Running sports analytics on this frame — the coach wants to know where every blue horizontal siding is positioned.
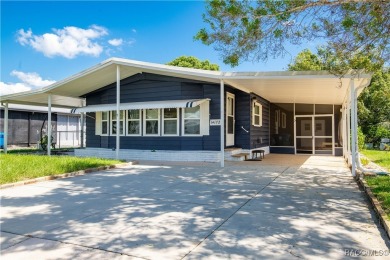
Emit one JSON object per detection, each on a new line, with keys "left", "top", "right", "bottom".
{"left": 85, "top": 73, "right": 222, "bottom": 151}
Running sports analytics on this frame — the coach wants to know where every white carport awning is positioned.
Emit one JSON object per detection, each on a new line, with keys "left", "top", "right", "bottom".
{"left": 72, "top": 99, "right": 210, "bottom": 113}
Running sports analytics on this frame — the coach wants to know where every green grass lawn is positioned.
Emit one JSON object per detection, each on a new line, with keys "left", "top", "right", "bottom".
{"left": 362, "top": 150, "right": 390, "bottom": 219}
{"left": 361, "top": 149, "right": 390, "bottom": 171}
{"left": 365, "top": 176, "right": 390, "bottom": 219}
{"left": 0, "top": 154, "right": 122, "bottom": 185}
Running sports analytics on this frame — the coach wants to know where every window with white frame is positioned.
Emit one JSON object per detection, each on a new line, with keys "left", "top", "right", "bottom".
{"left": 183, "top": 106, "right": 200, "bottom": 135}
{"left": 101, "top": 111, "right": 109, "bottom": 135}
{"left": 127, "top": 109, "right": 141, "bottom": 135}
{"left": 144, "top": 109, "right": 160, "bottom": 135}
{"left": 281, "top": 112, "right": 286, "bottom": 128}
{"left": 163, "top": 108, "right": 179, "bottom": 135}
{"left": 111, "top": 110, "right": 125, "bottom": 135}
{"left": 252, "top": 101, "right": 262, "bottom": 127}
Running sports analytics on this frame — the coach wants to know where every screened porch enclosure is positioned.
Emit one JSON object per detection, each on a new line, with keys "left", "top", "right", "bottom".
{"left": 270, "top": 103, "right": 343, "bottom": 155}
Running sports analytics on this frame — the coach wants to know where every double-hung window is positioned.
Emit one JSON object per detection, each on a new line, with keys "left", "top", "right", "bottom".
{"left": 163, "top": 108, "right": 179, "bottom": 136}
{"left": 252, "top": 101, "right": 262, "bottom": 127}
{"left": 127, "top": 109, "right": 141, "bottom": 135}
{"left": 144, "top": 109, "right": 160, "bottom": 135}
{"left": 183, "top": 106, "right": 200, "bottom": 135}
{"left": 101, "top": 111, "right": 109, "bottom": 135}
{"left": 111, "top": 110, "right": 125, "bottom": 135}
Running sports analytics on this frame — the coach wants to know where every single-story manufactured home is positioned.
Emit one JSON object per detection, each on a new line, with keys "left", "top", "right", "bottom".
{"left": 0, "top": 58, "right": 371, "bottom": 175}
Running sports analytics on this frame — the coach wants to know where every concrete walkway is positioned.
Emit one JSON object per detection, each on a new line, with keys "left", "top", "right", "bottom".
{"left": 1, "top": 155, "right": 389, "bottom": 259}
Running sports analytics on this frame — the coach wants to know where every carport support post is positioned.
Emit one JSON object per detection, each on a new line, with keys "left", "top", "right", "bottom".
{"left": 220, "top": 79, "right": 224, "bottom": 167}
{"left": 4, "top": 102, "right": 8, "bottom": 153}
{"left": 350, "top": 79, "right": 357, "bottom": 177}
{"left": 80, "top": 112, "right": 84, "bottom": 148}
{"left": 47, "top": 94, "right": 52, "bottom": 156}
{"left": 116, "top": 65, "right": 120, "bottom": 160}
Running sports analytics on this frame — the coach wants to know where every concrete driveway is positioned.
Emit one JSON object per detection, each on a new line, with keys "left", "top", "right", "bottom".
{"left": 1, "top": 155, "right": 389, "bottom": 259}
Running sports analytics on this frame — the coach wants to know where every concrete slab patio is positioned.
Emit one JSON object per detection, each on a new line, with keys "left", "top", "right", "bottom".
{"left": 1, "top": 155, "right": 389, "bottom": 259}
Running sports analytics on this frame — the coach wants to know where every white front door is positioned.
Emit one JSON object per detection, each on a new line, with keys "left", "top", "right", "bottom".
{"left": 226, "top": 92, "right": 235, "bottom": 146}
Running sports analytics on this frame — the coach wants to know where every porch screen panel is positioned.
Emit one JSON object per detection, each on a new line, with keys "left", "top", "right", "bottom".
{"left": 270, "top": 103, "right": 294, "bottom": 146}
{"left": 314, "top": 116, "right": 333, "bottom": 154}
{"left": 334, "top": 105, "right": 343, "bottom": 147}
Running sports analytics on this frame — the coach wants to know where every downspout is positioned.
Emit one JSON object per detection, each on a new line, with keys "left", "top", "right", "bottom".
{"left": 352, "top": 78, "right": 388, "bottom": 175}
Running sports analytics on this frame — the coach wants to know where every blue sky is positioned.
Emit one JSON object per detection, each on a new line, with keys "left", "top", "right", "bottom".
{"left": 1, "top": 1, "right": 318, "bottom": 95}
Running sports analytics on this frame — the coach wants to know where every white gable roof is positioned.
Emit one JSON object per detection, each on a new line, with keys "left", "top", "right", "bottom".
{"left": 0, "top": 57, "right": 371, "bottom": 108}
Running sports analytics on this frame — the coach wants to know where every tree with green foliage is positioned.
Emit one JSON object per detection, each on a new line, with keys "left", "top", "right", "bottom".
{"left": 167, "top": 56, "right": 219, "bottom": 71}
{"left": 288, "top": 48, "right": 390, "bottom": 146}
{"left": 287, "top": 49, "right": 322, "bottom": 71}
{"left": 196, "top": 0, "right": 389, "bottom": 68}
{"left": 358, "top": 69, "right": 390, "bottom": 145}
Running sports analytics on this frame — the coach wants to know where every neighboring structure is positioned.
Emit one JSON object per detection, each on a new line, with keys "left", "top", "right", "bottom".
{"left": 0, "top": 104, "right": 82, "bottom": 148}
{"left": 0, "top": 58, "right": 371, "bottom": 175}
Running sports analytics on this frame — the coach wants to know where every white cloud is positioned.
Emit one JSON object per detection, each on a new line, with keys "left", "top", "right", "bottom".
{"left": 128, "top": 39, "right": 136, "bottom": 45}
{"left": 0, "top": 71, "right": 55, "bottom": 96}
{"left": 0, "top": 82, "right": 31, "bottom": 96}
{"left": 132, "top": 28, "right": 137, "bottom": 33}
{"left": 108, "top": 38, "right": 123, "bottom": 47}
{"left": 11, "top": 70, "right": 56, "bottom": 88}
{"left": 16, "top": 25, "right": 108, "bottom": 59}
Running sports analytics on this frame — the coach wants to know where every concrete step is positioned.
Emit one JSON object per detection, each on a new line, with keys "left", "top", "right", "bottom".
{"left": 229, "top": 152, "right": 250, "bottom": 161}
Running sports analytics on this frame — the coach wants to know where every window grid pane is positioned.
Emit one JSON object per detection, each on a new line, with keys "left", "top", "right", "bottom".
{"left": 184, "top": 107, "right": 200, "bottom": 119}
{"left": 164, "top": 120, "right": 177, "bottom": 135}
{"left": 128, "top": 121, "right": 140, "bottom": 135}
{"left": 146, "top": 120, "right": 159, "bottom": 134}
{"left": 146, "top": 109, "right": 158, "bottom": 119}
{"left": 184, "top": 119, "right": 200, "bottom": 135}
{"left": 128, "top": 109, "right": 140, "bottom": 119}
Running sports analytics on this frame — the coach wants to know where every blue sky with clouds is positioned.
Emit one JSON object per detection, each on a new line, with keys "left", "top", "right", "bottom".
{"left": 1, "top": 1, "right": 319, "bottom": 96}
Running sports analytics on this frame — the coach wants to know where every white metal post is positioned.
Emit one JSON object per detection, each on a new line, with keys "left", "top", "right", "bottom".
{"left": 346, "top": 88, "right": 351, "bottom": 160}
{"left": 116, "top": 65, "right": 120, "bottom": 160}
{"left": 350, "top": 80, "right": 356, "bottom": 176}
{"left": 47, "top": 94, "right": 52, "bottom": 156}
{"left": 80, "top": 112, "right": 85, "bottom": 148}
{"left": 4, "top": 102, "right": 8, "bottom": 153}
{"left": 342, "top": 104, "right": 347, "bottom": 158}
{"left": 220, "top": 79, "right": 225, "bottom": 167}
{"left": 332, "top": 105, "right": 335, "bottom": 156}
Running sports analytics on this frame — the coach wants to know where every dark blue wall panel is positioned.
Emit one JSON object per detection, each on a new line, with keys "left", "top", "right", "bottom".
{"left": 85, "top": 73, "right": 222, "bottom": 151}
{"left": 250, "top": 93, "right": 270, "bottom": 149}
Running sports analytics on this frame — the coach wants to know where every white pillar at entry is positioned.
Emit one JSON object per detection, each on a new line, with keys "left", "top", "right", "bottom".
{"left": 116, "top": 65, "right": 120, "bottom": 160}
{"left": 4, "top": 102, "right": 8, "bottom": 153}
{"left": 350, "top": 79, "right": 357, "bottom": 176}
{"left": 220, "top": 79, "right": 225, "bottom": 167}
{"left": 47, "top": 94, "right": 52, "bottom": 156}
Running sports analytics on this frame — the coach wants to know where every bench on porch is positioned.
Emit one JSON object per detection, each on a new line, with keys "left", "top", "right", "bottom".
{"left": 251, "top": 138, "right": 265, "bottom": 160}
{"left": 251, "top": 149, "right": 265, "bottom": 159}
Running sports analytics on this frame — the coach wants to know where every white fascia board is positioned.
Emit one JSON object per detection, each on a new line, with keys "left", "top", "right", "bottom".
{"left": 222, "top": 70, "right": 371, "bottom": 80}
{"left": 112, "top": 58, "right": 222, "bottom": 79}
{"left": 43, "top": 59, "right": 115, "bottom": 93}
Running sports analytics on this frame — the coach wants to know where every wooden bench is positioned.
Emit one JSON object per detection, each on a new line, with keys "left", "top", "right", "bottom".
{"left": 251, "top": 149, "right": 265, "bottom": 159}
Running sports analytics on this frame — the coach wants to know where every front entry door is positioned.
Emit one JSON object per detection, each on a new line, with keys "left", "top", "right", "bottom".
{"left": 226, "top": 92, "right": 235, "bottom": 146}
